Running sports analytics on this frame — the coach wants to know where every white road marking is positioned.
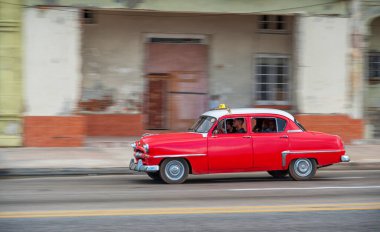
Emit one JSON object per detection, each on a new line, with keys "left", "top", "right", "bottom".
{"left": 228, "top": 186, "right": 380, "bottom": 191}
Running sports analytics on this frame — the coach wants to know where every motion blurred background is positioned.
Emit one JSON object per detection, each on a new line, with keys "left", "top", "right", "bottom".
{"left": 0, "top": 0, "right": 379, "bottom": 147}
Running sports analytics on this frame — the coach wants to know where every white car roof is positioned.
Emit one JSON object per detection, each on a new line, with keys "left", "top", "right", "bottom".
{"left": 202, "top": 108, "right": 295, "bottom": 121}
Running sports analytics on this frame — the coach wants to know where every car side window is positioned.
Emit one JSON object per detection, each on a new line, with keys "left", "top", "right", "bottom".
{"left": 213, "top": 119, "right": 226, "bottom": 134}
{"left": 252, "top": 117, "right": 286, "bottom": 133}
{"left": 214, "top": 118, "right": 247, "bottom": 134}
{"left": 277, "top": 118, "right": 287, "bottom": 132}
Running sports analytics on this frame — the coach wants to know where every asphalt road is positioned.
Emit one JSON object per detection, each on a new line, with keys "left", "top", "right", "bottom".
{"left": 1, "top": 170, "right": 380, "bottom": 232}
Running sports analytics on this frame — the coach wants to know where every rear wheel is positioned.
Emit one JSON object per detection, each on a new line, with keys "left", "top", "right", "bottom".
{"left": 160, "top": 158, "right": 189, "bottom": 184}
{"left": 147, "top": 172, "right": 162, "bottom": 181}
{"left": 289, "top": 158, "right": 317, "bottom": 181}
{"left": 267, "top": 170, "right": 288, "bottom": 179}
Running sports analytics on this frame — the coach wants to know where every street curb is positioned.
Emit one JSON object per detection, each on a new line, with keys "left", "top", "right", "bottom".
{"left": 0, "top": 162, "right": 379, "bottom": 177}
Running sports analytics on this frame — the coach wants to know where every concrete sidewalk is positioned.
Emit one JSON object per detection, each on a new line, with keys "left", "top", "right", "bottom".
{"left": 0, "top": 144, "right": 379, "bottom": 176}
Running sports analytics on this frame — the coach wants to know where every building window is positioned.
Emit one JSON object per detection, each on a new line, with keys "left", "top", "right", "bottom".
{"left": 149, "top": 38, "right": 203, "bottom": 44}
{"left": 145, "top": 34, "right": 208, "bottom": 44}
{"left": 82, "top": 9, "right": 96, "bottom": 24}
{"left": 259, "top": 15, "right": 286, "bottom": 32}
{"left": 255, "top": 56, "right": 289, "bottom": 105}
{"left": 369, "top": 52, "right": 380, "bottom": 82}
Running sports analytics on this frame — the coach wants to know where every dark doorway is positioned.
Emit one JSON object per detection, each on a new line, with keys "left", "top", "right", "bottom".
{"left": 145, "top": 74, "right": 169, "bottom": 129}
{"left": 145, "top": 40, "right": 209, "bottom": 131}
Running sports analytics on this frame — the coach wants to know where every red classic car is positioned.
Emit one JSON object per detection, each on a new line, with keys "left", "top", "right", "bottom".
{"left": 130, "top": 105, "right": 350, "bottom": 184}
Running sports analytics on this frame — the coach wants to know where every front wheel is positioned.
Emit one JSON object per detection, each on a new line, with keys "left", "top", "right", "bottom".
{"left": 267, "top": 170, "right": 288, "bottom": 179}
{"left": 289, "top": 158, "right": 317, "bottom": 181}
{"left": 160, "top": 158, "right": 189, "bottom": 184}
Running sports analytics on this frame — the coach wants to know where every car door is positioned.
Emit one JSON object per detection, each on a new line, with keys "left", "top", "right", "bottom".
{"left": 251, "top": 116, "right": 289, "bottom": 170}
{"left": 207, "top": 117, "right": 253, "bottom": 171}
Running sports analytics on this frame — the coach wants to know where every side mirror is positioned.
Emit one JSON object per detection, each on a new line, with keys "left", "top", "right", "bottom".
{"left": 212, "top": 130, "right": 219, "bottom": 135}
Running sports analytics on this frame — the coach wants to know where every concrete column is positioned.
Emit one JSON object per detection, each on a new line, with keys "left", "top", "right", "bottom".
{"left": 0, "top": 0, "right": 23, "bottom": 146}
{"left": 348, "top": 0, "right": 365, "bottom": 119}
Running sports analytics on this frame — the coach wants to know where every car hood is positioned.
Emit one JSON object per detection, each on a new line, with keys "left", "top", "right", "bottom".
{"left": 141, "top": 132, "right": 206, "bottom": 145}
{"left": 139, "top": 132, "right": 207, "bottom": 155}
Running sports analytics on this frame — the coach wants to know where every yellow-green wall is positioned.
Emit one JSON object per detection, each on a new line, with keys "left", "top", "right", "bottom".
{"left": 0, "top": 0, "right": 23, "bottom": 146}
{"left": 25, "top": 0, "right": 348, "bottom": 15}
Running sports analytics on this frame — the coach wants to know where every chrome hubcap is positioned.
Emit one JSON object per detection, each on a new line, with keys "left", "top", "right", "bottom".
{"left": 294, "top": 159, "right": 312, "bottom": 177}
{"left": 165, "top": 160, "right": 185, "bottom": 181}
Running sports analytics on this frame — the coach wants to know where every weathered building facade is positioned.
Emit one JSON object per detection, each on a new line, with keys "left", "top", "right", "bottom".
{"left": 1, "top": 0, "right": 379, "bottom": 146}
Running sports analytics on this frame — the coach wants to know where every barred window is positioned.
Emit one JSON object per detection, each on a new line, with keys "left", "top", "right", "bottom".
{"left": 255, "top": 56, "right": 289, "bottom": 104}
{"left": 369, "top": 52, "right": 380, "bottom": 82}
{"left": 259, "top": 15, "right": 286, "bottom": 31}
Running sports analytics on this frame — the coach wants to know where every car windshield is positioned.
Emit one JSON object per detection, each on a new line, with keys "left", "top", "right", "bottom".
{"left": 189, "top": 116, "right": 217, "bottom": 133}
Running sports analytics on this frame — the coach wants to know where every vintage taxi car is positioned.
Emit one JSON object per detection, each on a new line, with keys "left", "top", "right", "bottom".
{"left": 130, "top": 105, "right": 350, "bottom": 184}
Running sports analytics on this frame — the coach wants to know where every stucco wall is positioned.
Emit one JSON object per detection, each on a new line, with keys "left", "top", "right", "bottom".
{"left": 23, "top": 8, "right": 81, "bottom": 116}
{"left": 82, "top": 12, "right": 293, "bottom": 110}
{"left": 297, "top": 16, "right": 349, "bottom": 114}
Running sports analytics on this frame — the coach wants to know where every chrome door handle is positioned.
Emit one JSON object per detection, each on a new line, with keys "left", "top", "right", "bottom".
{"left": 243, "top": 136, "right": 252, "bottom": 138}
{"left": 280, "top": 135, "right": 288, "bottom": 139}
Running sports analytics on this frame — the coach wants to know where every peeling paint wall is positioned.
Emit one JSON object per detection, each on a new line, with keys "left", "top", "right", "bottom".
{"left": 81, "top": 12, "right": 294, "bottom": 111}
{"left": 297, "top": 16, "right": 350, "bottom": 114}
{"left": 24, "top": 8, "right": 81, "bottom": 116}
{"left": 80, "top": 19, "right": 143, "bottom": 114}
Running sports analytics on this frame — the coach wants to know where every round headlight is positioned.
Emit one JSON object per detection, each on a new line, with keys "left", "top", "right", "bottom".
{"left": 143, "top": 144, "right": 149, "bottom": 153}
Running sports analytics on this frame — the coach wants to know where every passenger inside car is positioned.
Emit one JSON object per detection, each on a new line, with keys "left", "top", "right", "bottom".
{"left": 252, "top": 118, "right": 259, "bottom": 132}
{"left": 233, "top": 118, "right": 246, "bottom": 133}
{"left": 253, "top": 118, "right": 277, "bottom": 133}
{"left": 226, "top": 119, "right": 236, "bottom": 133}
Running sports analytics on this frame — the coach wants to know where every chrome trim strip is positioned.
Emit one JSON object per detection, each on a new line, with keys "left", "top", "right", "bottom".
{"left": 153, "top": 154, "right": 206, "bottom": 159}
{"left": 142, "top": 133, "right": 155, "bottom": 137}
{"left": 281, "top": 149, "right": 344, "bottom": 167}
{"left": 287, "top": 130, "right": 303, "bottom": 133}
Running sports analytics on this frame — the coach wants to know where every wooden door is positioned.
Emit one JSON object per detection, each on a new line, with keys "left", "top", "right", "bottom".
{"left": 146, "top": 76, "right": 168, "bottom": 129}
{"left": 145, "top": 43, "right": 208, "bottom": 131}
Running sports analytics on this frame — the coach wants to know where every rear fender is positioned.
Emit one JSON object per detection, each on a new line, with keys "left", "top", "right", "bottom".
{"left": 282, "top": 150, "right": 344, "bottom": 169}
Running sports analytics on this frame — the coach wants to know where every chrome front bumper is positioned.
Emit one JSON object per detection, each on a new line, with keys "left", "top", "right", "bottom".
{"left": 129, "top": 159, "right": 159, "bottom": 172}
{"left": 341, "top": 155, "right": 350, "bottom": 162}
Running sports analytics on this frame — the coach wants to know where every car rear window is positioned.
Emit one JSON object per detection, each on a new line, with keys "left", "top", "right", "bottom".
{"left": 277, "top": 118, "right": 287, "bottom": 132}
